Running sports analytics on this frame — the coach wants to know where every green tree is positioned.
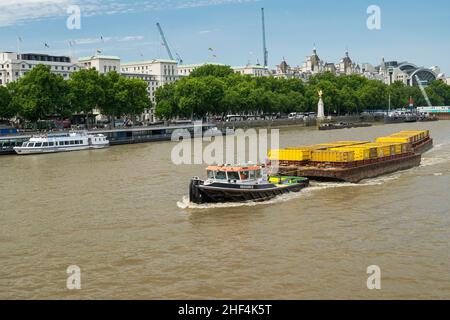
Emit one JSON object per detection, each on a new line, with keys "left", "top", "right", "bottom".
{"left": 67, "top": 68, "right": 105, "bottom": 119}
{"left": 114, "top": 77, "right": 151, "bottom": 118}
{"left": 11, "top": 64, "right": 68, "bottom": 121}
{"left": 190, "top": 64, "right": 235, "bottom": 78}
{"left": 155, "top": 83, "right": 178, "bottom": 120}
{"left": 426, "top": 81, "right": 450, "bottom": 105}
{"left": 0, "top": 85, "right": 14, "bottom": 119}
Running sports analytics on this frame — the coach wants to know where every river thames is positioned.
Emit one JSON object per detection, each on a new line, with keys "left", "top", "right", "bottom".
{"left": 1, "top": 121, "right": 449, "bottom": 299}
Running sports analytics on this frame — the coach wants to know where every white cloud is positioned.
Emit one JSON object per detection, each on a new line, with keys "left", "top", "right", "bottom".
{"left": 70, "top": 35, "right": 144, "bottom": 45}
{"left": 0, "top": 0, "right": 259, "bottom": 28}
{"left": 117, "top": 35, "right": 145, "bottom": 42}
{"left": 0, "top": 0, "right": 71, "bottom": 27}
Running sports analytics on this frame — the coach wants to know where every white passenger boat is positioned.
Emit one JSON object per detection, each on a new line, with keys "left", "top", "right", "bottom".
{"left": 13, "top": 132, "right": 109, "bottom": 155}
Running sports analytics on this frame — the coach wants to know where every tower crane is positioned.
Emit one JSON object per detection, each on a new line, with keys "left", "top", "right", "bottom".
{"left": 156, "top": 22, "right": 183, "bottom": 64}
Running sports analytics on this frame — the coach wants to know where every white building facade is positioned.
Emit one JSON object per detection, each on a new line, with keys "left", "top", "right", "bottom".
{"left": 379, "top": 59, "right": 438, "bottom": 86}
{"left": 78, "top": 55, "right": 120, "bottom": 74}
{"left": 0, "top": 51, "right": 81, "bottom": 86}
{"left": 232, "top": 64, "right": 270, "bottom": 77}
{"left": 120, "top": 59, "right": 179, "bottom": 123}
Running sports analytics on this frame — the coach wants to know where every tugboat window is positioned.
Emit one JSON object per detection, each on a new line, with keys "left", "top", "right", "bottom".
{"left": 227, "top": 172, "right": 240, "bottom": 181}
{"left": 249, "top": 171, "right": 256, "bottom": 180}
{"left": 207, "top": 171, "right": 215, "bottom": 179}
{"left": 215, "top": 171, "right": 227, "bottom": 180}
{"left": 256, "top": 170, "right": 263, "bottom": 179}
{"left": 240, "top": 171, "right": 250, "bottom": 180}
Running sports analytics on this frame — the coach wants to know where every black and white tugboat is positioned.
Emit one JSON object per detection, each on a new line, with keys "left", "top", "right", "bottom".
{"left": 189, "top": 164, "right": 309, "bottom": 204}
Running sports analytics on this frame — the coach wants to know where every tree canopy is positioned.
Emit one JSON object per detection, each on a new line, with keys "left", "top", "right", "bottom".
{"left": 0, "top": 65, "right": 151, "bottom": 123}
{"left": 155, "top": 65, "right": 450, "bottom": 119}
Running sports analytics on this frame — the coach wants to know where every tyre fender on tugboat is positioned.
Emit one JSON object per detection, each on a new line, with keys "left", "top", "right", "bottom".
{"left": 189, "top": 177, "right": 203, "bottom": 204}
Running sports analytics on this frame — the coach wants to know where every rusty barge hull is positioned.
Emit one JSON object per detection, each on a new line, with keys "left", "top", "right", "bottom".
{"left": 278, "top": 154, "right": 422, "bottom": 183}
{"left": 413, "top": 138, "right": 433, "bottom": 154}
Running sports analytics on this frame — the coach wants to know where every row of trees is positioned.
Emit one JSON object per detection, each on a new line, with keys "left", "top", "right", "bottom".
{"left": 0, "top": 65, "right": 151, "bottom": 123}
{"left": 155, "top": 65, "right": 450, "bottom": 119}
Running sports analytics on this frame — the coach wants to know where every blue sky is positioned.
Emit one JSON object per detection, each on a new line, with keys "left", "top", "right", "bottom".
{"left": 1, "top": 0, "right": 449, "bottom": 74}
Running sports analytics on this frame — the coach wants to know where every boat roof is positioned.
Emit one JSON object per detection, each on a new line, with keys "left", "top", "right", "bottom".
{"left": 207, "top": 165, "right": 262, "bottom": 172}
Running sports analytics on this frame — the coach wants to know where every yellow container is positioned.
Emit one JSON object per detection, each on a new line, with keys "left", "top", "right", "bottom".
{"left": 311, "top": 150, "right": 355, "bottom": 163}
{"left": 376, "top": 136, "right": 412, "bottom": 144}
{"left": 329, "top": 141, "right": 369, "bottom": 146}
{"left": 330, "top": 147, "right": 370, "bottom": 161}
{"left": 399, "top": 130, "right": 429, "bottom": 137}
{"left": 350, "top": 145, "right": 379, "bottom": 159}
{"left": 268, "top": 149, "right": 311, "bottom": 161}
{"left": 295, "top": 141, "right": 369, "bottom": 151}
{"left": 361, "top": 143, "right": 392, "bottom": 157}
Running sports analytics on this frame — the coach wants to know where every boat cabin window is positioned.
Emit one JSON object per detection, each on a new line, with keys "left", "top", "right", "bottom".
{"left": 43, "top": 142, "right": 48, "bottom": 147}
{"left": 207, "top": 171, "right": 215, "bottom": 179}
{"left": 65, "top": 141, "right": 69, "bottom": 145}
{"left": 256, "top": 170, "right": 262, "bottom": 179}
{"left": 249, "top": 170, "right": 256, "bottom": 180}
{"left": 227, "top": 171, "right": 240, "bottom": 181}
{"left": 28, "top": 143, "right": 35, "bottom": 147}
{"left": 239, "top": 171, "right": 250, "bottom": 180}
{"left": 70, "top": 141, "right": 75, "bottom": 145}
{"left": 215, "top": 171, "right": 227, "bottom": 180}
{"left": 35, "top": 143, "right": 42, "bottom": 147}
{"left": 49, "top": 142, "right": 54, "bottom": 146}
{"left": 22, "top": 142, "right": 27, "bottom": 147}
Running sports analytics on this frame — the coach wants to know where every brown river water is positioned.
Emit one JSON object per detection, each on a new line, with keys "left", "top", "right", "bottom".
{"left": 1, "top": 121, "right": 449, "bottom": 299}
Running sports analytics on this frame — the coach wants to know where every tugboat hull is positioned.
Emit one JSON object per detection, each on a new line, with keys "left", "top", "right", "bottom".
{"left": 189, "top": 178, "right": 309, "bottom": 204}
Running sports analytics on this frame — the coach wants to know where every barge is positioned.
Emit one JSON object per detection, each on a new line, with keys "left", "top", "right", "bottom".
{"left": 271, "top": 131, "right": 433, "bottom": 183}
{"left": 318, "top": 122, "right": 372, "bottom": 130}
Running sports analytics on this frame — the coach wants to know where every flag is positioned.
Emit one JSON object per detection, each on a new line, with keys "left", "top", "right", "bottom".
{"left": 96, "top": 49, "right": 102, "bottom": 54}
{"left": 208, "top": 47, "right": 214, "bottom": 51}
{"left": 18, "top": 36, "right": 23, "bottom": 42}
{"left": 44, "top": 43, "right": 50, "bottom": 48}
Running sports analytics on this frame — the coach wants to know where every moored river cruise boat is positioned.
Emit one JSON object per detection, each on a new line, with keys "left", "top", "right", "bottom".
{"left": 189, "top": 164, "right": 309, "bottom": 204}
{"left": 13, "top": 132, "right": 109, "bottom": 155}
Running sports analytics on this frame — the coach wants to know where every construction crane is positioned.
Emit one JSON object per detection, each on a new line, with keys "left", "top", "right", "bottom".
{"left": 261, "top": 8, "right": 268, "bottom": 68}
{"left": 156, "top": 22, "right": 175, "bottom": 61}
{"left": 175, "top": 53, "right": 183, "bottom": 65}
